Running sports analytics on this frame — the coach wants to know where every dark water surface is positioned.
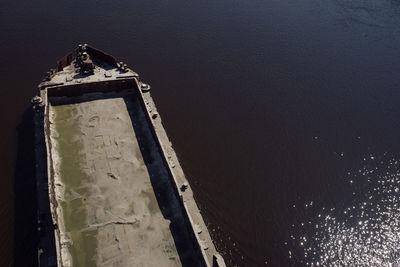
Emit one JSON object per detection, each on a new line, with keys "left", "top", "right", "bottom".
{"left": 1, "top": 0, "right": 400, "bottom": 266}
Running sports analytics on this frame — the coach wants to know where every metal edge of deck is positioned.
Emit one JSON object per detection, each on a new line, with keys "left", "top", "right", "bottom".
{"left": 41, "top": 87, "right": 64, "bottom": 267}
{"left": 35, "top": 50, "right": 226, "bottom": 266}
{"left": 133, "top": 78, "right": 226, "bottom": 267}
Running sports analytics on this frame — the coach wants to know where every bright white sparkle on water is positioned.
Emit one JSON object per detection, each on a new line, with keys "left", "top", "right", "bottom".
{"left": 289, "top": 155, "right": 400, "bottom": 266}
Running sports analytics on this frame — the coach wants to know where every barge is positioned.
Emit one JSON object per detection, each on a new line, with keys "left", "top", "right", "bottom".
{"left": 32, "top": 44, "right": 225, "bottom": 267}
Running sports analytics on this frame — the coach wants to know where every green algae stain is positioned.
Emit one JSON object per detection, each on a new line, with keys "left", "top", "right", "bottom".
{"left": 53, "top": 104, "right": 97, "bottom": 266}
{"left": 61, "top": 198, "right": 86, "bottom": 230}
{"left": 69, "top": 228, "right": 98, "bottom": 267}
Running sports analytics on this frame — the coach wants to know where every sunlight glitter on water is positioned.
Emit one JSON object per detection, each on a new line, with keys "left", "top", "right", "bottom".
{"left": 290, "top": 154, "right": 400, "bottom": 266}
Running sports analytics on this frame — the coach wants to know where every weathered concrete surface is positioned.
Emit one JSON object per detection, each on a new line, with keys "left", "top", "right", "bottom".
{"left": 48, "top": 93, "right": 185, "bottom": 266}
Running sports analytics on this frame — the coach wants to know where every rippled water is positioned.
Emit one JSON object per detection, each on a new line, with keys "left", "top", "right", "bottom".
{"left": 1, "top": 0, "right": 400, "bottom": 266}
{"left": 289, "top": 154, "right": 400, "bottom": 265}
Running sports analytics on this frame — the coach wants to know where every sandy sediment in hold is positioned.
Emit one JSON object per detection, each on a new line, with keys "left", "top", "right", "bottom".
{"left": 48, "top": 94, "right": 181, "bottom": 266}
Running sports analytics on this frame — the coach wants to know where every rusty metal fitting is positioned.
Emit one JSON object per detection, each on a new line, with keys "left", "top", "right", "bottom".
{"left": 180, "top": 181, "right": 189, "bottom": 192}
{"left": 140, "top": 83, "right": 151, "bottom": 92}
{"left": 31, "top": 96, "right": 43, "bottom": 105}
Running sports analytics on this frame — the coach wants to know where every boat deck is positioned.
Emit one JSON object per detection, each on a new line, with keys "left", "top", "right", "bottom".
{"left": 48, "top": 90, "right": 201, "bottom": 266}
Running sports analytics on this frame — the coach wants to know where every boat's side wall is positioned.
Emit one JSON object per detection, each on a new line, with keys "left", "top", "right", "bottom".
{"left": 133, "top": 82, "right": 213, "bottom": 266}
{"left": 34, "top": 100, "right": 59, "bottom": 267}
{"left": 132, "top": 80, "right": 226, "bottom": 266}
{"left": 41, "top": 88, "right": 65, "bottom": 267}
{"left": 47, "top": 78, "right": 135, "bottom": 98}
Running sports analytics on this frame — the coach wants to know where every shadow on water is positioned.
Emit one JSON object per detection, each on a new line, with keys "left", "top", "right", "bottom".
{"left": 123, "top": 93, "right": 203, "bottom": 267}
{"left": 12, "top": 108, "right": 38, "bottom": 267}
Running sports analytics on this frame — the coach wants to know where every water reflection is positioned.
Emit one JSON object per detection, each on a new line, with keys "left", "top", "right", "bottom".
{"left": 290, "top": 154, "right": 400, "bottom": 265}
{"left": 333, "top": 0, "right": 400, "bottom": 43}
